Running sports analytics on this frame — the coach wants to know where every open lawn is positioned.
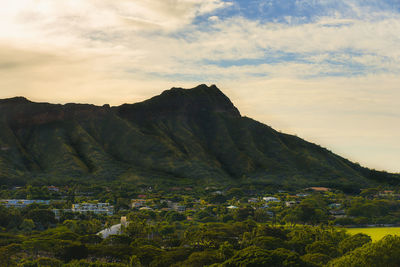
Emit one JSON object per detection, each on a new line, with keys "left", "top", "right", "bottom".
{"left": 346, "top": 227, "right": 400, "bottom": 241}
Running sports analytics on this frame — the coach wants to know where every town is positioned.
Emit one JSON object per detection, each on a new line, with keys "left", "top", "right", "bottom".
{"left": 2, "top": 183, "right": 400, "bottom": 266}
{"left": 2, "top": 184, "right": 400, "bottom": 230}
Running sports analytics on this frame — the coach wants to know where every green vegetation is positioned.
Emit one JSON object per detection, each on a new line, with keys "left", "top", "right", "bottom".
{"left": 1, "top": 184, "right": 400, "bottom": 266}
{"left": 1, "top": 85, "right": 400, "bottom": 265}
{"left": 0, "top": 85, "right": 398, "bottom": 190}
{"left": 328, "top": 235, "right": 400, "bottom": 267}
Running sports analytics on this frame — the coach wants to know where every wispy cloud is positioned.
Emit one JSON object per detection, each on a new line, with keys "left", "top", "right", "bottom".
{"left": 0, "top": 0, "right": 399, "bottom": 172}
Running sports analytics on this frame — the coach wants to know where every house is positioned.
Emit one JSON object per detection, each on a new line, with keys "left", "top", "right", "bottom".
{"left": 329, "top": 203, "right": 341, "bottom": 209}
{"left": 285, "top": 201, "right": 297, "bottom": 207}
{"left": 248, "top": 198, "right": 258, "bottom": 203}
{"left": 330, "top": 210, "right": 346, "bottom": 218}
{"left": 306, "top": 187, "right": 331, "bottom": 192}
{"left": 160, "top": 207, "right": 172, "bottom": 212}
{"left": 171, "top": 203, "right": 186, "bottom": 212}
{"left": 48, "top": 186, "right": 60, "bottom": 192}
{"left": 266, "top": 211, "right": 274, "bottom": 217}
{"left": 263, "top": 197, "right": 280, "bottom": 203}
{"left": 52, "top": 208, "right": 72, "bottom": 220}
{"left": 139, "top": 207, "right": 153, "bottom": 211}
{"left": 131, "top": 199, "right": 147, "bottom": 209}
{"left": 72, "top": 203, "right": 113, "bottom": 215}
{"left": 52, "top": 209, "right": 61, "bottom": 220}
{"left": 379, "top": 191, "right": 400, "bottom": 197}
{"left": 98, "top": 217, "right": 128, "bottom": 239}
{"left": 0, "top": 199, "right": 50, "bottom": 208}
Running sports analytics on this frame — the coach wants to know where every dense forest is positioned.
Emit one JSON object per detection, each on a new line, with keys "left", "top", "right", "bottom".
{"left": 2, "top": 183, "right": 400, "bottom": 266}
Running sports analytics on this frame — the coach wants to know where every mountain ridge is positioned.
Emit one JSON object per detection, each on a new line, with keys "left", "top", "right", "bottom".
{"left": 0, "top": 85, "right": 398, "bottom": 190}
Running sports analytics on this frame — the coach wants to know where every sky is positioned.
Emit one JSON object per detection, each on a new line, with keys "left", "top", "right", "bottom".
{"left": 0, "top": 0, "right": 399, "bottom": 173}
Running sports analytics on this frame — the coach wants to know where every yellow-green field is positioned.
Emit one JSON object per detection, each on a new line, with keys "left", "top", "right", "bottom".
{"left": 346, "top": 227, "right": 400, "bottom": 241}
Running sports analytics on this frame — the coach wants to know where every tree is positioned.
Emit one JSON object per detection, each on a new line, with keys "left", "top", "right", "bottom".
{"left": 226, "top": 188, "right": 244, "bottom": 199}
{"left": 23, "top": 257, "right": 63, "bottom": 267}
{"left": 132, "top": 245, "right": 162, "bottom": 266}
{"left": 285, "top": 198, "right": 328, "bottom": 225}
{"left": 53, "top": 241, "right": 88, "bottom": 262}
{"left": 301, "top": 253, "right": 331, "bottom": 266}
{"left": 219, "top": 241, "right": 235, "bottom": 260}
{"left": 19, "top": 219, "right": 35, "bottom": 233}
{"left": 130, "top": 255, "right": 142, "bottom": 267}
{"left": 338, "top": 233, "right": 372, "bottom": 254}
{"left": 0, "top": 244, "right": 21, "bottom": 267}
{"left": 150, "top": 248, "right": 192, "bottom": 267}
{"left": 165, "top": 211, "right": 186, "bottom": 222}
{"left": 251, "top": 236, "right": 285, "bottom": 251}
{"left": 254, "top": 209, "right": 270, "bottom": 223}
{"left": 26, "top": 209, "right": 56, "bottom": 229}
{"left": 233, "top": 207, "right": 254, "bottom": 221}
{"left": 328, "top": 235, "right": 400, "bottom": 267}
{"left": 305, "top": 241, "right": 339, "bottom": 258}
{"left": 180, "top": 250, "right": 222, "bottom": 267}
{"left": 221, "top": 246, "right": 304, "bottom": 267}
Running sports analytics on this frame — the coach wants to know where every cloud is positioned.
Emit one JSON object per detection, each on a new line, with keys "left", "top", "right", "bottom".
{"left": 0, "top": 0, "right": 399, "bottom": 172}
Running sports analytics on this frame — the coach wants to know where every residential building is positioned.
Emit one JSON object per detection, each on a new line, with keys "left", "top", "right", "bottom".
{"left": 306, "top": 187, "right": 331, "bottom": 192}
{"left": 131, "top": 199, "right": 147, "bottom": 209}
{"left": 47, "top": 186, "right": 60, "bottom": 192}
{"left": 263, "top": 197, "right": 280, "bottom": 203}
{"left": 52, "top": 208, "right": 72, "bottom": 220}
{"left": 171, "top": 202, "right": 186, "bottom": 212}
{"left": 72, "top": 203, "right": 113, "bottom": 215}
{"left": 139, "top": 207, "right": 153, "bottom": 211}
{"left": 285, "top": 201, "right": 297, "bottom": 207}
{"left": 248, "top": 198, "right": 258, "bottom": 203}
{"left": 0, "top": 199, "right": 50, "bottom": 208}
{"left": 329, "top": 203, "right": 342, "bottom": 209}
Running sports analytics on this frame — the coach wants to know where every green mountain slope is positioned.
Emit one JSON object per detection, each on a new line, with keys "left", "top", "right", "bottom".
{"left": 0, "top": 85, "right": 398, "bottom": 189}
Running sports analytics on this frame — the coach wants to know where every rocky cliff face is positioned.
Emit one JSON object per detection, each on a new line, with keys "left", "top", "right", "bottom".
{"left": 116, "top": 84, "right": 241, "bottom": 123}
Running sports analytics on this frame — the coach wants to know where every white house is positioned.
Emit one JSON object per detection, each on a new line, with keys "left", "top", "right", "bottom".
{"left": 263, "top": 197, "right": 280, "bottom": 203}
{"left": 72, "top": 203, "right": 113, "bottom": 215}
{"left": 98, "top": 217, "right": 129, "bottom": 239}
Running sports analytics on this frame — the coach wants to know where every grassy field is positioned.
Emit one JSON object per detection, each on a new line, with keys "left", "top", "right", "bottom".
{"left": 346, "top": 227, "right": 400, "bottom": 241}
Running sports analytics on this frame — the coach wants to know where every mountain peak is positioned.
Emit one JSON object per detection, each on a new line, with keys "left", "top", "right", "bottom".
{"left": 119, "top": 84, "right": 241, "bottom": 119}
{"left": 157, "top": 84, "right": 241, "bottom": 117}
{"left": 164, "top": 84, "right": 222, "bottom": 96}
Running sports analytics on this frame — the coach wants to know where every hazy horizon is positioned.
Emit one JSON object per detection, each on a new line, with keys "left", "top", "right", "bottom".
{"left": 1, "top": 0, "right": 399, "bottom": 173}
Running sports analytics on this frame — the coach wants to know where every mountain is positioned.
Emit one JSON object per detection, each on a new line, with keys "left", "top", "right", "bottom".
{"left": 0, "top": 85, "right": 398, "bottom": 190}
